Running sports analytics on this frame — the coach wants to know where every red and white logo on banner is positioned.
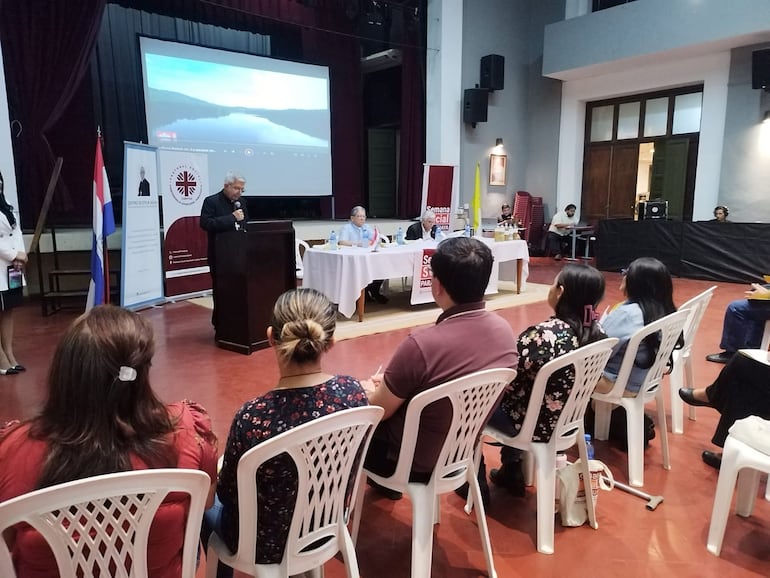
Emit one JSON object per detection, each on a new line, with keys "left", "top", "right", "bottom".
{"left": 410, "top": 248, "right": 436, "bottom": 305}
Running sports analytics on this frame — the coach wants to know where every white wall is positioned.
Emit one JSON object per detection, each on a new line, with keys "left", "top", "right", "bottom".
{"left": 0, "top": 40, "right": 19, "bottom": 213}
{"left": 557, "top": 52, "right": 730, "bottom": 222}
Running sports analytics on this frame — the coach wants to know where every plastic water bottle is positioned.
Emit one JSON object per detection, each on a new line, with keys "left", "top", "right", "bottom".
{"left": 464, "top": 223, "right": 471, "bottom": 237}
{"left": 361, "top": 227, "right": 370, "bottom": 247}
{"left": 329, "top": 230, "right": 338, "bottom": 251}
{"left": 584, "top": 434, "right": 595, "bottom": 460}
{"left": 395, "top": 226, "right": 405, "bottom": 245}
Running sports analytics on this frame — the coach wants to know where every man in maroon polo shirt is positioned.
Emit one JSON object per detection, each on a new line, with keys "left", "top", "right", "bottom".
{"left": 364, "top": 237, "right": 518, "bottom": 494}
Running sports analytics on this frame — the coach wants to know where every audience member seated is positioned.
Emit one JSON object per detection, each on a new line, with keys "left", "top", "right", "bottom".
{"left": 705, "top": 282, "right": 770, "bottom": 364}
{"left": 338, "top": 205, "right": 388, "bottom": 304}
{"left": 406, "top": 209, "right": 445, "bottom": 241}
{"left": 361, "top": 237, "right": 518, "bottom": 500}
{"left": 711, "top": 205, "right": 730, "bottom": 222}
{"left": 485, "top": 263, "right": 607, "bottom": 495}
{"left": 498, "top": 203, "right": 520, "bottom": 226}
{"left": 0, "top": 305, "right": 218, "bottom": 578}
{"left": 594, "top": 257, "right": 678, "bottom": 395}
{"left": 679, "top": 350, "right": 770, "bottom": 470}
{"left": 203, "top": 288, "right": 367, "bottom": 577}
{"left": 546, "top": 203, "right": 578, "bottom": 260}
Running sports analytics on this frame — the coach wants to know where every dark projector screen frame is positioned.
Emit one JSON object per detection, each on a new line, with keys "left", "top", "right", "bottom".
{"left": 139, "top": 37, "right": 333, "bottom": 197}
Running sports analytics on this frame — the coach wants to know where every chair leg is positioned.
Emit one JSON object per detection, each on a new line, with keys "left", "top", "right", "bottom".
{"left": 468, "top": 471, "right": 498, "bottom": 577}
{"left": 707, "top": 444, "right": 741, "bottom": 556}
{"left": 339, "top": 528, "right": 360, "bottom": 578}
{"left": 532, "top": 449, "right": 557, "bottom": 554}
{"left": 684, "top": 356, "right": 697, "bottom": 422}
{"left": 592, "top": 400, "right": 613, "bottom": 441}
{"left": 408, "top": 484, "right": 436, "bottom": 578}
{"left": 577, "top": 434, "right": 599, "bottom": 531}
{"left": 625, "top": 406, "right": 646, "bottom": 487}
{"left": 523, "top": 451, "right": 535, "bottom": 487}
{"left": 735, "top": 469, "right": 760, "bottom": 517}
{"left": 669, "top": 360, "right": 685, "bottom": 435}
{"left": 765, "top": 474, "right": 770, "bottom": 501}
{"left": 656, "top": 391, "right": 671, "bottom": 472}
{"left": 351, "top": 476, "right": 366, "bottom": 544}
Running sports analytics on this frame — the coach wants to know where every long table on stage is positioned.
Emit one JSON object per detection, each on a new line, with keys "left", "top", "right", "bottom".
{"left": 596, "top": 219, "right": 770, "bottom": 283}
{"left": 303, "top": 238, "right": 529, "bottom": 319}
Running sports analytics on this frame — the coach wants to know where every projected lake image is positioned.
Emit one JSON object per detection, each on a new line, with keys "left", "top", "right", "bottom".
{"left": 140, "top": 39, "right": 334, "bottom": 196}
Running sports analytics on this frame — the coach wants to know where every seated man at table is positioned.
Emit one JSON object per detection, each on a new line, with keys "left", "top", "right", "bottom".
{"left": 338, "top": 205, "right": 387, "bottom": 303}
{"left": 406, "top": 209, "right": 445, "bottom": 241}
{"left": 705, "top": 282, "right": 770, "bottom": 364}
{"left": 546, "top": 203, "right": 578, "bottom": 260}
{"left": 362, "top": 237, "right": 518, "bottom": 498}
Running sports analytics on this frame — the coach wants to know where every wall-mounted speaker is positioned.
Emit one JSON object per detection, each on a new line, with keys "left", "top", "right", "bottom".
{"left": 638, "top": 200, "right": 668, "bottom": 220}
{"left": 752, "top": 48, "right": 770, "bottom": 90}
{"left": 463, "top": 88, "right": 488, "bottom": 124}
{"left": 480, "top": 54, "right": 504, "bottom": 91}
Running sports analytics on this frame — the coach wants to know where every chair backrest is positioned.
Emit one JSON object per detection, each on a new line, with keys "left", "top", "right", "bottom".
{"left": 677, "top": 286, "right": 717, "bottom": 356}
{"left": 761, "top": 319, "right": 770, "bottom": 351}
{"left": 514, "top": 338, "right": 618, "bottom": 449}
{"left": 391, "top": 368, "right": 517, "bottom": 492}
{"left": 232, "top": 406, "right": 383, "bottom": 576}
{"left": 610, "top": 309, "right": 691, "bottom": 399}
{"left": 295, "top": 239, "right": 310, "bottom": 279}
{"left": 0, "top": 468, "right": 210, "bottom": 578}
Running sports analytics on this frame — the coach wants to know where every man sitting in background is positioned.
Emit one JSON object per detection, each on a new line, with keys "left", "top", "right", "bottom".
{"left": 706, "top": 282, "right": 770, "bottom": 363}
{"left": 338, "top": 205, "right": 387, "bottom": 303}
{"left": 362, "top": 237, "right": 518, "bottom": 500}
{"left": 406, "top": 209, "right": 445, "bottom": 241}
{"left": 547, "top": 203, "right": 578, "bottom": 260}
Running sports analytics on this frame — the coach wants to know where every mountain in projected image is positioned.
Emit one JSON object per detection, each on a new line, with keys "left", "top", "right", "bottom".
{"left": 148, "top": 88, "right": 329, "bottom": 147}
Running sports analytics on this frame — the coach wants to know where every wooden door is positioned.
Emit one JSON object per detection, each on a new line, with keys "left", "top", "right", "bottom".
{"left": 581, "top": 143, "right": 639, "bottom": 221}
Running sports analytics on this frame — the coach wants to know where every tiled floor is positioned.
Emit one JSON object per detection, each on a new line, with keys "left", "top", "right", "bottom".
{"left": 4, "top": 258, "right": 769, "bottom": 576}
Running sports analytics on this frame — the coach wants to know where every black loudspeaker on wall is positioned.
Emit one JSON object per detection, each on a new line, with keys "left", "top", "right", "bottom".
{"left": 463, "top": 89, "right": 488, "bottom": 124}
{"left": 752, "top": 48, "right": 770, "bottom": 90}
{"left": 480, "top": 54, "right": 504, "bottom": 91}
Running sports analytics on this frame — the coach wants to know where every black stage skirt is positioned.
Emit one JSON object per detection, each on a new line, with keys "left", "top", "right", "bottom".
{"left": 0, "top": 287, "right": 23, "bottom": 311}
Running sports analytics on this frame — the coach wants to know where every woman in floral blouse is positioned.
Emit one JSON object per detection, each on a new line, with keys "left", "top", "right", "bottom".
{"left": 487, "top": 263, "right": 606, "bottom": 494}
{"left": 204, "top": 288, "right": 367, "bottom": 576}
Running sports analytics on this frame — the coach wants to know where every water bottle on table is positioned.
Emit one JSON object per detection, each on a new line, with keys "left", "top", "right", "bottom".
{"left": 361, "top": 227, "right": 370, "bottom": 247}
{"left": 329, "top": 230, "right": 338, "bottom": 251}
{"left": 584, "top": 433, "right": 595, "bottom": 460}
{"left": 395, "top": 226, "right": 405, "bottom": 245}
{"left": 464, "top": 223, "right": 471, "bottom": 237}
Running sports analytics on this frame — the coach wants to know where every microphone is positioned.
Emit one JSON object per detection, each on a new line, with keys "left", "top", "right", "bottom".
{"left": 234, "top": 200, "right": 242, "bottom": 231}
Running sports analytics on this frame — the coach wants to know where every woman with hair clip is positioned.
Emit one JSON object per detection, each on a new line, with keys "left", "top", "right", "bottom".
{"left": 0, "top": 305, "right": 218, "bottom": 578}
{"left": 204, "top": 288, "right": 368, "bottom": 577}
{"left": 485, "top": 263, "right": 607, "bottom": 495}
{"left": 594, "top": 257, "right": 677, "bottom": 395}
{"left": 0, "top": 171, "right": 27, "bottom": 375}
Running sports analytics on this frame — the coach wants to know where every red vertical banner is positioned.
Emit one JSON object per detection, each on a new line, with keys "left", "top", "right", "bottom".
{"left": 421, "top": 164, "right": 457, "bottom": 232}
{"left": 410, "top": 247, "right": 436, "bottom": 305}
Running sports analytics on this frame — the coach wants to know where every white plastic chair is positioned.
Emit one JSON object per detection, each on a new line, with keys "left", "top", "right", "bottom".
{"left": 0, "top": 468, "right": 210, "bottom": 578}
{"left": 472, "top": 338, "right": 617, "bottom": 554}
{"left": 295, "top": 239, "right": 310, "bottom": 282}
{"left": 351, "top": 367, "right": 517, "bottom": 578}
{"left": 669, "top": 286, "right": 717, "bottom": 434}
{"left": 707, "top": 416, "right": 770, "bottom": 556}
{"left": 205, "top": 405, "right": 384, "bottom": 578}
{"left": 591, "top": 308, "right": 690, "bottom": 487}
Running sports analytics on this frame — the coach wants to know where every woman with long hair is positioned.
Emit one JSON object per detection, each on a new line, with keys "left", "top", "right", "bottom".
{"left": 0, "top": 171, "right": 27, "bottom": 375}
{"left": 594, "top": 256, "right": 677, "bottom": 395}
{"left": 0, "top": 305, "right": 218, "bottom": 578}
{"left": 486, "top": 263, "right": 606, "bottom": 495}
{"left": 205, "top": 288, "right": 367, "bottom": 576}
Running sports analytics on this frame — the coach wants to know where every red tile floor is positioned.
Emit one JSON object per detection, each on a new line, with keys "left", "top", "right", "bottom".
{"left": 3, "top": 258, "right": 769, "bottom": 576}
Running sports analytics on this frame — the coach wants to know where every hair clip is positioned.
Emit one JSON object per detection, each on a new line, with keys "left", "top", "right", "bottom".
{"left": 583, "top": 304, "right": 599, "bottom": 327}
{"left": 118, "top": 366, "right": 137, "bottom": 382}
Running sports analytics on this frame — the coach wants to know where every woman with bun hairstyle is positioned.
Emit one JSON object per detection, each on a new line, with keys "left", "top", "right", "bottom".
{"left": 206, "top": 288, "right": 368, "bottom": 573}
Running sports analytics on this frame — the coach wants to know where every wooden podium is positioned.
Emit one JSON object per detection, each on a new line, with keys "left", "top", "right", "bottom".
{"left": 214, "top": 220, "right": 296, "bottom": 354}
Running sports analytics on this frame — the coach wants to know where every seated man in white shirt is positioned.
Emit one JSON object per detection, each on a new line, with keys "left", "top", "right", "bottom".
{"left": 338, "top": 205, "right": 387, "bottom": 303}
{"left": 547, "top": 203, "right": 578, "bottom": 260}
{"left": 405, "top": 209, "right": 445, "bottom": 241}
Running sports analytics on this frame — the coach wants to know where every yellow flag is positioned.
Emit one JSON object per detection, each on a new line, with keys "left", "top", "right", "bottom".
{"left": 471, "top": 162, "right": 482, "bottom": 230}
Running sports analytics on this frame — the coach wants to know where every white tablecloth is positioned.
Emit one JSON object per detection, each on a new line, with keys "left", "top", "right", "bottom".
{"left": 303, "top": 238, "right": 529, "bottom": 318}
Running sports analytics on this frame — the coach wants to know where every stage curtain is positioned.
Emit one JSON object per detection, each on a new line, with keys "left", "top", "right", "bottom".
{"left": 0, "top": 0, "right": 106, "bottom": 228}
{"left": 398, "top": 22, "right": 426, "bottom": 219}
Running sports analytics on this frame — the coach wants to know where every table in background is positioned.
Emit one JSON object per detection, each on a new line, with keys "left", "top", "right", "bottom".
{"left": 303, "top": 238, "right": 529, "bottom": 320}
{"left": 565, "top": 225, "right": 595, "bottom": 260}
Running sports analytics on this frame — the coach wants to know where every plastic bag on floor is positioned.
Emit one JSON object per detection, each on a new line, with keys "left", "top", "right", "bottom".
{"left": 557, "top": 459, "right": 614, "bottom": 527}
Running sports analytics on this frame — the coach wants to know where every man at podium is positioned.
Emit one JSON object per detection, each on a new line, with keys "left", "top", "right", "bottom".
{"left": 200, "top": 171, "right": 248, "bottom": 329}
